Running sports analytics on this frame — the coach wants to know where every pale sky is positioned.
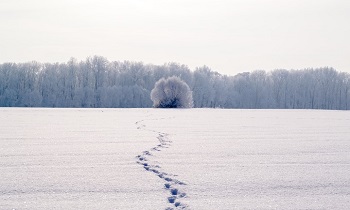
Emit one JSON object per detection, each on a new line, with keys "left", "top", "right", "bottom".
{"left": 1, "top": 0, "right": 349, "bottom": 75}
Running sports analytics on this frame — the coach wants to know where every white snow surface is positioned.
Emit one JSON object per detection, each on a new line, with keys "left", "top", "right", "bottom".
{"left": 0, "top": 108, "right": 350, "bottom": 209}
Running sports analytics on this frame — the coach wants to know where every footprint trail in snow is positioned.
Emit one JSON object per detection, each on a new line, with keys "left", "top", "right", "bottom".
{"left": 136, "top": 118, "right": 188, "bottom": 209}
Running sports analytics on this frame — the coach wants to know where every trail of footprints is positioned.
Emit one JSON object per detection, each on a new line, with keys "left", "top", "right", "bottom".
{"left": 136, "top": 119, "right": 188, "bottom": 209}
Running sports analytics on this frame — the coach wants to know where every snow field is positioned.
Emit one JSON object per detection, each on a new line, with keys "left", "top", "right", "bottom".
{"left": 145, "top": 109, "right": 350, "bottom": 209}
{"left": 1, "top": 108, "right": 350, "bottom": 209}
{"left": 0, "top": 109, "right": 167, "bottom": 209}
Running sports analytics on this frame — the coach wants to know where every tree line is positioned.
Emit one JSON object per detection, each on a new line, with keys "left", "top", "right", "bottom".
{"left": 0, "top": 56, "right": 349, "bottom": 109}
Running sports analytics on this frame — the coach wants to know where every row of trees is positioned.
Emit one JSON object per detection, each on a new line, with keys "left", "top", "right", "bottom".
{"left": 0, "top": 56, "right": 349, "bottom": 109}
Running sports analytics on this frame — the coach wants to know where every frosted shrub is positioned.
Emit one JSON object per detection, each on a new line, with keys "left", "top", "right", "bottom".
{"left": 150, "top": 76, "right": 193, "bottom": 108}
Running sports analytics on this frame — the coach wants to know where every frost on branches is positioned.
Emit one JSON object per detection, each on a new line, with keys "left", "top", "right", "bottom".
{"left": 150, "top": 76, "right": 193, "bottom": 108}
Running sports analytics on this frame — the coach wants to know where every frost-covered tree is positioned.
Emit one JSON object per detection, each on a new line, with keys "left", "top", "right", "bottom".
{"left": 1, "top": 57, "right": 350, "bottom": 109}
{"left": 150, "top": 76, "right": 193, "bottom": 108}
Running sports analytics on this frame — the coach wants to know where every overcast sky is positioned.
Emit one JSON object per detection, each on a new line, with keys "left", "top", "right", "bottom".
{"left": 1, "top": 0, "right": 349, "bottom": 75}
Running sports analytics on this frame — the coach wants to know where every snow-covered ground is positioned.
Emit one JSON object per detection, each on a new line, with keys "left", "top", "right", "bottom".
{"left": 0, "top": 108, "right": 349, "bottom": 209}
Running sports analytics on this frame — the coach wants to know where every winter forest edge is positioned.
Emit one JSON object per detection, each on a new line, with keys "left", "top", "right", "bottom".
{"left": 0, "top": 56, "right": 349, "bottom": 110}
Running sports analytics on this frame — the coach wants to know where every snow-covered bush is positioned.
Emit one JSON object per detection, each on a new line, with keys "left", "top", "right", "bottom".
{"left": 150, "top": 76, "right": 193, "bottom": 108}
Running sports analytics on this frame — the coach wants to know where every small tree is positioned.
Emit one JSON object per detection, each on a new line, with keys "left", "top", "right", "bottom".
{"left": 150, "top": 76, "right": 193, "bottom": 108}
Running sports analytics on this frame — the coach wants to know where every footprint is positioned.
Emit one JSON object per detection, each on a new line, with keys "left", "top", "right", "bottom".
{"left": 138, "top": 156, "right": 147, "bottom": 161}
{"left": 143, "top": 151, "right": 152, "bottom": 156}
{"left": 164, "top": 177, "right": 173, "bottom": 182}
{"left": 150, "top": 169, "right": 159, "bottom": 174}
{"left": 170, "top": 188, "right": 178, "bottom": 195}
{"left": 178, "top": 193, "right": 186, "bottom": 198}
{"left": 164, "top": 183, "right": 171, "bottom": 189}
{"left": 168, "top": 196, "right": 176, "bottom": 203}
{"left": 135, "top": 117, "right": 188, "bottom": 209}
{"left": 174, "top": 202, "right": 181, "bottom": 207}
